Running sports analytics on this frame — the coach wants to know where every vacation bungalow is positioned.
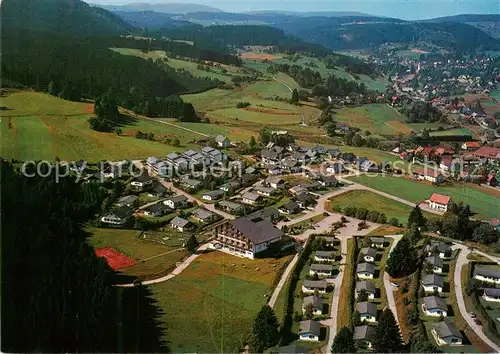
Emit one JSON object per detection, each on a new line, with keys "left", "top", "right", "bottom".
{"left": 425, "top": 256, "right": 444, "bottom": 274}
{"left": 318, "top": 175, "right": 338, "bottom": 187}
{"left": 130, "top": 171, "right": 155, "bottom": 191}
{"left": 432, "top": 321, "right": 463, "bottom": 346}
{"left": 191, "top": 208, "right": 217, "bottom": 224}
{"left": 354, "top": 325, "right": 376, "bottom": 349}
{"left": 473, "top": 266, "right": 500, "bottom": 284}
{"left": 116, "top": 195, "right": 139, "bottom": 208}
{"left": 361, "top": 247, "right": 377, "bottom": 263}
{"left": 101, "top": 205, "right": 133, "bottom": 225}
{"left": 422, "top": 296, "right": 448, "bottom": 317}
{"left": 170, "top": 216, "right": 192, "bottom": 232}
{"left": 370, "top": 237, "right": 386, "bottom": 249}
{"left": 215, "top": 135, "right": 231, "bottom": 148}
{"left": 254, "top": 186, "right": 277, "bottom": 197}
{"left": 425, "top": 242, "right": 452, "bottom": 259}
{"left": 202, "top": 190, "right": 225, "bottom": 201}
{"left": 279, "top": 200, "right": 300, "bottom": 215}
{"left": 309, "top": 264, "right": 334, "bottom": 278}
{"left": 314, "top": 251, "right": 335, "bottom": 262}
{"left": 483, "top": 288, "right": 500, "bottom": 302}
{"left": 218, "top": 200, "right": 245, "bottom": 214}
{"left": 302, "top": 280, "right": 327, "bottom": 294}
{"left": 357, "top": 263, "right": 375, "bottom": 280}
{"left": 302, "top": 295, "right": 324, "bottom": 315}
{"left": 266, "top": 177, "right": 285, "bottom": 189}
{"left": 241, "top": 192, "right": 262, "bottom": 205}
{"left": 164, "top": 195, "right": 189, "bottom": 209}
{"left": 356, "top": 281, "right": 376, "bottom": 300}
{"left": 421, "top": 274, "right": 444, "bottom": 294}
{"left": 357, "top": 302, "right": 377, "bottom": 323}
{"left": 298, "top": 320, "right": 321, "bottom": 342}
{"left": 181, "top": 178, "right": 203, "bottom": 191}
{"left": 143, "top": 203, "right": 170, "bottom": 217}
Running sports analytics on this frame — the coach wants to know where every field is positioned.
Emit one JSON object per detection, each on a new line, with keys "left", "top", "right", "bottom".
{"left": 0, "top": 91, "right": 209, "bottom": 161}
{"left": 326, "top": 190, "right": 434, "bottom": 222}
{"left": 491, "top": 89, "right": 500, "bottom": 101}
{"left": 347, "top": 175, "right": 500, "bottom": 220}
{"left": 149, "top": 251, "right": 292, "bottom": 352}
{"left": 87, "top": 227, "right": 188, "bottom": 279}
{"left": 430, "top": 128, "right": 473, "bottom": 137}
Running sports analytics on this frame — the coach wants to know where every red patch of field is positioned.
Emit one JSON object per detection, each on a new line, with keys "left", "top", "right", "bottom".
{"left": 244, "top": 106, "right": 295, "bottom": 115}
{"left": 95, "top": 247, "right": 136, "bottom": 270}
{"left": 386, "top": 120, "right": 413, "bottom": 133}
{"left": 83, "top": 103, "right": 94, "bottom": 114}
{"left": 240, "top": 52, "right": 278, "bottom": 60}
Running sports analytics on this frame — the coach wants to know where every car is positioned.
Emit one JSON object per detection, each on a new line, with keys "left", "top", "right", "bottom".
{"left": 390, "top": 281, "right": 399, "bottom": 288}
{"left": 469, "top": 312, "right": 476, "bottom": 318}
{"left": 474, "top": 318, "right": 482, "bottom": 326}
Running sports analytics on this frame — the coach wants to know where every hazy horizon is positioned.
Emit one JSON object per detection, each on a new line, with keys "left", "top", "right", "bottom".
{"left": 88, "top": 0, "right": 500, "bottom": 20}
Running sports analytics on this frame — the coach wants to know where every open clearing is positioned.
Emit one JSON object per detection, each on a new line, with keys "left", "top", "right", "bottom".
{"left": 326, "top": 190, "right": 435, "bottom": 222}
{"left": 150, "top": 251, "right": 292, "bottom": 353}
{"left": 87, "top": 227, "right": 188, "bottom": 279}
{"left": 347, "top": 175, "right": 500, "bottom": 220}
{"left": 430, "top": 128, "right": 473, "bottom": 137}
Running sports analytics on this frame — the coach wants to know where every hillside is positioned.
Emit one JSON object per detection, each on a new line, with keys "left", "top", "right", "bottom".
{"left": 428, "top": 14, "right": 500, "bottom": 39}
{"left": 95, "top": 2, "right": 222, "bottom": 14}
{"left": 275, "top": 18, "right": 500, "bottom": 52}
{"left": 1, "top": 0, "right": 136, "bottom": 36}
{"left": 114, "top": 10, "right": 196, "bottom": 30}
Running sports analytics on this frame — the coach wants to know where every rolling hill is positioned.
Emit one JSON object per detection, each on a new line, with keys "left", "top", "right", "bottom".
{"left": 427, "top": 14, "right": 500, "bottom": 39}
{"left": 95, "top": 2, "right": 222, "bottom": 14}
{"left": 113, "top": 10, "right": 196, "bottom": 30}
{"left": 1, "top": 0, "right": 136, "bottom": 36}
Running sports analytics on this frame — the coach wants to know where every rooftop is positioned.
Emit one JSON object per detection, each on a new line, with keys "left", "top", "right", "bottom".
{"left": 421, "top": 274, "right": 444, "bottom": 288}
{"left": 170, "top": 216, "right": 189, "bottom": 228}
{"left": 356, "top": 301, "right": 377, "bottom": 316}
{"left": 303, "top": 279, "right": 327, "bottom": 289}
{"left": 229, "top": 217, "right": 283, "bottom": 245}
{"left": 354, "top": 325, "right": 376, "bottom": 341}
{"left": 433, "top": 321, "right": 463, "bottom": 339}
{"left": 299, "top": 320, "right": 320, "bottom": 336}
{"left": 474, "top": 266, "right": 500, "bottom": 279}
{"left": 423, "top": 296, "right": 447, "bottom": 311}
{"left": 357, "top": 263, "right": 375, "bottom": 274}
{"left": 429, "top": 193, "right": 451, "bottom": 205}
{"left": 356, "top": 280, "right": 376, "bottom": 293}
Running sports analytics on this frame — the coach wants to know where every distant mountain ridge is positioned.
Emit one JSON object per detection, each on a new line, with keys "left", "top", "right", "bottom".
{"left": 95, "top": 2, "right": 222, "bottom": 14}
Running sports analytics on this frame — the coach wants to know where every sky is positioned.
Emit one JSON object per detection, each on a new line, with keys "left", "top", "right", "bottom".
{"left": 88, "top": 0, "right": 500, "bottom": 20}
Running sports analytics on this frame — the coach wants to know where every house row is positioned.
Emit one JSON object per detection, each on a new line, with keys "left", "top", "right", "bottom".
{"left": 473, "top": 266, "right": 500, "bottom": 284}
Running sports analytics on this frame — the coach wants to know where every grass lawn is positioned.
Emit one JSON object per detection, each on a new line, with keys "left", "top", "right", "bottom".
{"left": 337, "top": 238, "right": 355, "bottom": 331}
{"left": 86, "top": 227, "right": 188, "bottom": 278}
{"left": 326, "top": 190, "right": 435, "bottom": 222}
{"left": 288, "top": 214, "right": 327, "bottom": 235}
{"left": 0, "top": 91, "right": 199, "bottom": 161}
{"left": 149, "top": 251, "right": 292, "bottom": 353}
{"left": 347, "top": 175, "right": 500, "bottom": 220}
{"left": 491, "top": 89, "right": 500, "bottom": 101}
{"left": 430, "top": 128, "right": 472, "bottom": 137}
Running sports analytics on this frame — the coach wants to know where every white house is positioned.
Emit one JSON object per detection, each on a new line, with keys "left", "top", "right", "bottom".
{"left": 421, "top": 274, "right": 444, "bottom": 294}
{"left": 101, "top": 206, "right": 133, "bottom": 225}
{"left": 314, "top": 251, "right": 335, "bottom": 262}
{"left": 432, "top": 321, "right": 463, "bottom": 346}
{"left": 357, "top": 302, "right": 377, "bottom": 323}
{"left": 356, "top": 263, "right": 375, "bottom": 280}
{"left": 170, "top": 216, "right": 191, "bottom": 232}
{"left": 425, "top": 256, "right": 444, "bottom": 274}
{"left": 215, "top": 135, "right": 231, "bottom": 148}
{"left": 427, "top": 193, "right": 451, "bottom": 212}
{"left": 422, "top": 296, "right": 448, "bottom": 317}
{"left": 201, "top": 190, "right": 224, "bottom": 201}
{"left": 309, "top": 264, "right": 334, "bottom": 278}
{"left": 253, "top": 186, "right": 277, "bottom": 197}
{"left": 355, "top": 281, "right": 376, "bottom": 300}
{"left": 473, "top": 266, "right": 500, "bottom": 284}
{"left": 413, "top": 168, "right": 444, "bottom": 184}
{"left": 370, "top": 237, "right": 385, "bottom": 249}
{"left": 354, "top": 325, "right": 376, "bottom": 349}
{"left": 266, "top": 177, "right": 285, "bottom": 189}
{"left": 302, "top": 295, "right": 323, "bottom": 315}
{"left": 130, "top": 172, "right": 154, "bottom": 191}
{"left": 164, "top": 195, "right": 189, "bottom": 209}
{"left": 361, "top": 247, "right": 377, "bottom": 263}
{"left": 302, "top": 280, "right": 327, "bottom": 294}
{"left": 298, "top": 320, "right": 320, "bottom": 342}
{"left": 241, "top": 192, "right": 262, "bottom": 205}
{"left": 425, "top": 242, "right": 452, "bottom": 259}
{"left": 483, "top": 288, "right": 500, "bottom": 302}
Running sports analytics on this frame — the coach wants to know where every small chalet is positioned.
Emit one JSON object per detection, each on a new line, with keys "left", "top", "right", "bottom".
{"left": 101, "top": 205, "right": 133, "bottom": 225}
{"left": 202, "top": 190, "right": 224, "bottom": 201}
{"left": 215, "top": 135, "right": 231, "bottom": 148}
{"left": 241, "top": 192, "right": 262, "bottom": 205}
{"left": 326, "top": 163, "right": 345, "bottom": 174}
{"left": 130, "top": 171, "right": 154, "bottom": 191}
{"left": 218, "top": 200, "right": 245, "bottom": 214}
{"left": 318, "top": 175, "right": 338, "bottom": 187}
{"left": 191, "top": 208, "right": 217, "bottom": 223}
{"left": 164, "top": 195, "right": 189, "bottom": 209}
{"left": 422, "top": 296, "right": 448, "bottom": 317}
{"left": 116, "top": 195, "right": 139, "bottom": 207}
{"left": 357, "top": 301, "right": 377, "bottom": 323}
{"left": 361, "top": 247, "right": 377, "bottom": 262}
{"left": 314, "top": 251, "right": 335, "bottom": 262}
{"left": 298, "top": 320, "right": 321, "bottom": 342}
{"left": 266, "top": 177, "right": 285, "bottom": 189}
{"left": 473, "top": 266, "right": 500, "bottom": 284}
{"left": 356, "top": 280, "right": 376, "bottom": 300}
{"left": 354, "top": 325, "right": 376, "bottom": 349}
{"left": 309, "top": 264, "right": 334, "bottom": 277}
{"left": 302, "top": 295, "right": 323, "bottom": 315}
{"left": 143, "top": 203, "right": 170, "bottom": 217}
{"left": 432, "top": 321, "right": 463, "bottom": 346}
{"left": 302, "top": 280, "right": 327, "bottom": 294}
{"left": 170, "top": 216, "right": 191, "bottom": 232}
{"left": 356, "top": 263, "right": 375, "bottom": 280}
{"left": 254, "top": 186, "right": 277, "bottom": 197}
{"left": 421, "top": 274, "right": 444, "bottom": 294}
{"left": 279, "top": 200, "right": 300, "bottom": 215}
{"left": 370, "top": 237, "right": 386, "bottom": 249}
{"left": 425, "top": 256, "right": 443, "bottom": 274}
{"left": 483, "top": 288, "right": 500, "bottom": 302}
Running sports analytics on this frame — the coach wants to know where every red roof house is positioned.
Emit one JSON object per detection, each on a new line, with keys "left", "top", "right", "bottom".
{"left": 474, "top": 146, "right": 500, "bottom": 160}
{"left": 427, "top": 193, "right": 452, "bottom": 212}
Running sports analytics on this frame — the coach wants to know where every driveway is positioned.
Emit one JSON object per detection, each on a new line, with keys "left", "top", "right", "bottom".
{"left": 382, "top": 234, "right": 403, "bottom": 327}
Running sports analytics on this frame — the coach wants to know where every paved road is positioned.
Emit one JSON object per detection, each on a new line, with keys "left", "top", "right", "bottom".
{"left": 268, "top": 253, "right": 299, "bottom": 308}
{"left": 382, "top": 234, "right": 403, "bottom": 327}
{"left": 453, "top": 244, "right": 500, "bottom": 352}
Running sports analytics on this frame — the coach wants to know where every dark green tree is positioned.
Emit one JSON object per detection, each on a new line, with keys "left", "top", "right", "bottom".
{"left": 179, "top": 102, "right": 199, "bottom": 122}
{"left": 373, "top": 308, "right": 403, "bottom": 353}
{"left": 291, "top": 89, "right": 299, "bottom": 104}
{"left": 186, "top": 234, "right": 199, "bottom": 253}
{"left": 407, "top": 205, "right": 426, "bottom": 229}
{"left": 386, "top": 236, "right": 417, "bottom": 278}
{"left": 248, "top": 305, "right": 280, "bottom": 352}
{"left": 331, "top": 327, "right": 356, "bottom": 353}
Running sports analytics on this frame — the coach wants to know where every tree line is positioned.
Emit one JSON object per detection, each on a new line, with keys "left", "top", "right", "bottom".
{"left": 268, "top": 63, "right": 323, "bottom": 88}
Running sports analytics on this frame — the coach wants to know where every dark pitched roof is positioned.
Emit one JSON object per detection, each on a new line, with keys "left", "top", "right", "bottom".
{"left": 229, "top": 217, "right": 283, "bottom": 245}
{"left": 310, "top": 264, "right": 333, "bottom": 272}
{"left": 425, "top": 256, "right": 443, "bottom": 268}
{"left": 357, "top": 263, "right": 375, "bottom": 274}
{"left": 169, "top": 195, "right": 188, "bottom": 203}
{"left": 316, "top": 251, "right": 335, "bottom": 257}
{"left": 422, "top": 274, "right": 444, "bottom": 288}
{"left": 357, "top": 301, "right": 377, "bottom": 316}
{"left": 474, "top": 266, "right": 500, "bottom": 279}
{"left": 354, "top": 325, "right": 376, "bottom": 341}
{"left": 282, "top": 200, "right": 300, "bottom": 211}
{"left": 117, "top": 195, "right": 139, "bottom": 205}
{"left": 146, "top": 203, "right": 170, "bottom": 214}
{"left": 423, "top": 296, "right": 447, "bottom": 311}
{"left": 295, "top": 191, "right": 315, "bottom": 203}
{"left": 303, "top": 295, "right": 323, "bottom": 309}
{"left": 152, "top": 184, "right": 167, "bottom": 194}
{"left": 299, "top": 320, "right": 320, "bottom": 336}
{"left": 204, "top": 190, "right": 224, "bottom": 198}
{"left": 134, "top": 171, "right": 154, "bottom": 183}
{"left": 170, "top": 216, "right": 189, "bottom": 228}
{"left": 484, "top": 288, "right": 500, "bottom": 298}
{"left": 361, "top": 247, "right": 377, "bottom": 258}
{"left": 248, "top": 207, "right": 279, "bottom": 220}
{"left": 261, "top": 149, "right": 279, "bottom": 160}
{"left": 370, "top": 237, "right": 385, "bottom": 244}
{"left": 218, "top": 200, "right": 244, "bottom": 211}
{"left": 433, "top": 321, "right": 463, "bottom": 339}
{"left": 111, "top": 205, "right": 133, "bottom": 219}
{"left": 356, "top": 280, "right": 376, "bottom": 294}
{"left": 303, "top": 280, "right": 327, "bottom": 289}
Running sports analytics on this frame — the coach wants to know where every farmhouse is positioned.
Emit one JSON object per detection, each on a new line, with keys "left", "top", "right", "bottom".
{"left": 279, "top": 200, "right": 300, "bottom": 214}
{"left": 425, "top": 256, "right": 444, "bottom": 274}
{"left": 215, "top": 135, "right": 231, "bottom": 148}
{"left": 302, "top": 280, "right": 327, "bottom": 294}
{"left": 170, "top": 216, "right": 191, "bottom": 232}
{"left": 314, "top": 251, "right": 335, "bottom": 262}
{"left": 202, "top": 190, "right": 225, "bottom": 201}
{"left": 473, "top": 146, "right": 500, "bottom": 162}
{"left": 357, "top": 263, "right": 375, "bottom": 280}
{"left": 354, "top": 325, "right": 376, "bottom": 349}
{"left": 191, "top": 208, "right": 217, "bottom": 224}
{"left": 432, "top": 321, "right": 463, "bottom": 346}
{"left": 218, "top": 200, "right": 245, "bottom": 214}
{"left": 212, "top": 217, "right": 283, "bottom": 259}
{"left": 425, "top": 242, "right": 452, "bottom": 259}
{"left": 302, "top": 295, "right": 324, "bottom": 315}
{"left": 483, "top": 288, "right": 500, "bottom": 302}
{"left": 473, "top": 266, "right": 500, "bottom": 284}
{"left": 298, "top": 320, "right": 321, "bottom": 342}
{"left": 370, "top": 237, "right": 386, "bottom": 249}
{"left": 413, "top": 168, "right": 444, "bottom": 184}
{"left": 439, "top": 155, "right": 460, "bottom": 172}
{"left": 116, "top": 195, "right": 138, "bottom": 207}
{"left": 421, "top": 274, "right": 444, "bottom": 294}
{"left": 101, "top": 205, "right": 133, "bottom": 225}
{"left": 361, "top": 247, "right": 377, "bottom": 262}
{"left": 427, "top": 193, "right": 451, "bottom": 212}
{"left": 357, "top": 302, "right": 377, "bottom": 323}
{"left": 130, "top": 171, "right": 155, "bottom": 191}
{"left": 356, "top": 281, "right": 376, "bottom": 300}
{"left": 422, "top": 296, "right": 448, "bottom": 317}
{"left": 241, "top": 192, "right": 262, "bottom": 205}
{"left": 143, "top": 203, "right": 170, "bottom": 217}
{"left": 309, "top": 264, "right": 334, "bottom": 277}
{"left": 164, "top": 195, "right": 189, "bottom": 209}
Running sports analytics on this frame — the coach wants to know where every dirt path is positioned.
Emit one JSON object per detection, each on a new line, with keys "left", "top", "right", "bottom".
{"left": 268, "top": 254, "right": 299, "bottom": 308}
{"left": 272, "top": 76, "right": 293, "bottom": 93}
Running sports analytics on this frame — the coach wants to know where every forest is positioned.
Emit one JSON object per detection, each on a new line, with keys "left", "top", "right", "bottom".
{"left": 1, "top": 161, "right": 168, "bottom": 352}
{"left": 268, "top": 63, "right": 323, "bottom": 88}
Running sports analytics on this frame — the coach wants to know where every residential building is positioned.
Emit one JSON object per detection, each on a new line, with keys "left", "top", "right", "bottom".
{"left": 218, "top": 200, "right": 245, "bottom": 214}
{"left": 279, "top": 200, "right": 300, "bottom": 214}
{"left": 245, "top": 166, "right": 257, "bottom": 175}
{"left": 356, "top": 281, "right": 376, "bottom": 300}
{"left": 357, "top": 302, "right": 377, "bottom": 323}
{"left": 439, "top": 155, "right": 460, "bottom": 173}
{"left": 181, "top": 178, "right": 202, "bottom": 190}
{"left": 361, "top": 247, "right": 377, "bottom": 263}
{"left": 483, "top": 288, "right": 500, "bottom": 302}
{"left": 317, "top": 236, "right": 336, "bottom": 247}
{"left": 341, "top": 152, "right": 356, "bottom": 163}
{"left": 148, "top": 183, "right": 168, "bottom": 197}
{"left": 201, "top": 146, "right": 226, "bottom": 163}
{"left": 473, "top": 266, "right": 500, "bottom": 284}
{"left": 215, "top": 135, "right": 231, "bottom": 148}
{"left": 425, "top": 242, "right": 452, "bottom": 259}
{"left": 289, "top": 186, "right": 308, "bottom": 196}
{"left": 318, "top": 175, "right": 338, "bottom": 187}
{"left": 218, "top": 181, "right": 241, "bottom": 193}
{"left": 298, "top": 320, "right": 320, "bottom": 342}
{"left": 191, "top": 208, "right": 217, "bottom": 224}
{"left": 314, "top": 251, "right": 335, "bottom": 262}
{"left": 302, "top": 295, "right": 323, "bottom": 315}
{"left": 130, "top": 172, "right": 154, "bottom": 191}
{"left": 326, "top": 148, "right": 342, "bottom": 159}
{"left": 421, "top": 274, "right": 444, "bottom": 294}
{"left": 302, "top": 280, "right": 327, "bottom": 294}
{"left": 354, "top": 325, "right": 376, "bottom": 349}
{"left": 473, "top": 146, "right": 500, "bottom": 162}
{"left": 254, "top": 186, "right": 277, "bottom": 197}
{"left": 357, "top": 263, "right": 375, "bottom": 280}
{"left": 370, "top": 237, "right": 386, "bottom": 249}
{"left": 425, "top": 256, "right": 443, "bottom": 274}
{"left": 461, "top": 141, "right": 481, "bottom": 151}
{"left": 413, "top": 168, "right": 444, "bottom": 184}
{"left": 326, "top": 163, "right": 345, "bottom": 174}
{"left": 211, "top": 217, "right": 283, "bottom": 259}
{"left": 202, "top": 190, "right": 224, "bottom": 201}
{"left": 261, "top": 149, "right": 280, "bottom": 165}
{"left": 422, "top": 296, "right": 448, "bottom": 317}
{"left": 432, "top": 321, "right": 463, "bottom": 346}
{"left": 101, "top": 206, "right": 133, "bottom": 225}
{"left": 248, "top": 207, "right": 280, "bottom": 222}
{"left": 309, "top": 264, "right": 334, "bottom": 278}
{"left": 359, "top": 160, "right": 380, "bottom": 173}
{"left": 295, "top": 192, "right": 316, "bottom": 209}
{"left": 143, "top": 203, "right": 170, "bottom": 217}
{"left": 427, "top": 193, "right": 451, "bottom": 212}
{"left": 164, "top": 195, "right": 189, "bottom": 209}
{"left": 116, "top": 195, "right": 138, "bottom": 207}
{"left": 281, "top": 158, "right": 302, "bottom": 173}
{"left": 241, "top": 192, "right": 262, "bottom": 205}
{"left": 170, "top": 216, "right": 191, "bottom": 232}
